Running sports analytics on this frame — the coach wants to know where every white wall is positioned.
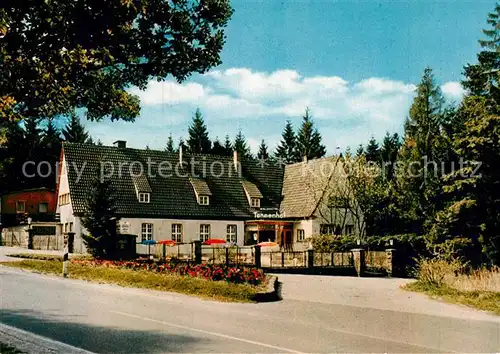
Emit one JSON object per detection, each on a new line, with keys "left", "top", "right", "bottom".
{"left": 291, "top": 219, "right": 313, "bottom": 251}
{"left": 56, "top": 156, "right": 87, "bottom": 253}
{"left": 122, "top": 218, "right": 244, "bottom": 243}
{"left": 116, "top": 218, "right": 245, "bottom": 255}
{"left": 56, "top": 156, "right": 74, "bottom": 226}
{"left": 74, "top": 217, "right": 245, "bottom": 255}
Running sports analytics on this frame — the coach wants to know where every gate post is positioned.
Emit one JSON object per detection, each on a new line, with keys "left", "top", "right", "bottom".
{"left": 386, "top": 248, "right": 397, "bottom": 277}
{"left": 351, "top": 248, "right": 365, "bottom": 277}
{"left": 193, "top": 240, "right": 202, "bottom": 264}
{"left": 27, "top": 229, "right": 34, "bottom": 249}
{"left": 67, "top": 232, "right": 75, "bottom": 253}
{"left": 307, "top": 247, "right": 314, "bottom": 268}
{"left": 254, "top": 245, "right": 261, "bottom": 269}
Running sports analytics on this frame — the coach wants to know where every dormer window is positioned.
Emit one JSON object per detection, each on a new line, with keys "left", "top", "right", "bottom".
{"left": 132, "top": 174, "right": 152, "bottom": 204}
{"left": 241, "top": 180, "right": 263, "bottom": 209}
{"left": 139, "top": 192, "right": 150, "bottom": 203}
{"left": 199, "top": 195, "right": 210, "bottom": 205}
{"left": 190, "top": 178, "right": 212, "bottom": 206}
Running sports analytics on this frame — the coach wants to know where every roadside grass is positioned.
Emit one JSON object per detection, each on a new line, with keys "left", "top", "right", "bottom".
{"left": 404, "top": 281, "right": 500, "bottom": 315}
{"left": 6, "top": 253, "right": 90, "bottom": 261}
{"left": 446, "top": 266, "right": 500, "bottom": 292}
{"left": 0, "top": 342, "right": 25, "bottom": 354}
{"left": 0, "top": 260, "right": 262, "bottom": 302}
{"left": 403, "top": 259, "right": 500, "bottom": 315}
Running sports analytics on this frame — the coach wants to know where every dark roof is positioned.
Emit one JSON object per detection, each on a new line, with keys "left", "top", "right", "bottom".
{"left": 62, "top": 143, "right": 285, "bottom": 220}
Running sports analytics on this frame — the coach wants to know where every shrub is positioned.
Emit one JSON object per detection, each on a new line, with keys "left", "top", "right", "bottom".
{"left": 311, "top": 234, "right": 356, "bottom": 253}
{"left": 415, "top": 257, "right": 465, "bottom": 287}
{"left": 427, "top": 237, "right": 476, "bottom": 263}
{"left": 71, "top": 259, "right": 265, "bottom": 286}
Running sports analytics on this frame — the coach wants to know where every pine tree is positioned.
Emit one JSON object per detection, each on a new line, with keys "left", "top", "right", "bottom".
{"left": 462, "top": 3, "right": 500, "bottom": 110}
{"left": 275, "top": 120, "right": 296, "bottom": 164}
{"left": 42, "top": 119, "right": 62, "bottom": 188}
{"left": 257, "top": 139, "right": 270, "bottom": 159}
{"left": 430, "top": 97, "right": 500, "bottom": 265}
{"left": 62, "top": 112, "right": 90, "bottom": 143}
{"left": 2, "top": 121, "right": 27, "bottom": 191}
{"left": 165, "top": 134, "right": 175, "bottom": 153}
{"left": 233, "top": 130, "right": 251, "bottom": 160}
{"left": 344, "top": 146, "right": 352, "bottom": 159}
{"left": 23, "top": 118, "right": 44, "bottom": 188}
{"left": 211, "top": 137, "right": 226, "bottom": 156}
{"left": 398, "top": 68, "right": 448, "bottom": 235}
{"left": 187, "top": 108, "right": 211, "bottom": 154}
{"left": 43, "top": 119, "right": 61, "bottom": 152}
{"left": 223, "top": 134, "right": 233, "bottom": 156}
{"left": 380, "top": 132, "right": 401, "bottom": 180}
{"left": 430, "top": 5, "right": 500, "bottom": 265}
{"left": 81, "top": 174, "right": 120, "bottom": 259}
{"left": 365, "top": 136, "right": 381, "bottom": 163}
{"left": 294, "top": 108, "right": 326, "bottom": 161}
{"left": 404, "top": 67, "right": 445, "bottom": 160}
{"left": 24, "top": 117, "right": 42, "bottom": 153}
{"left": 356, "top": 144, "right": 364, "bottom": 157}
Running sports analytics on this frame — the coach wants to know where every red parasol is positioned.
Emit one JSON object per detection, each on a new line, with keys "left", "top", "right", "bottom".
{"left": 158, "top": 240, "right": 177, "bottom": 246}
{"left": 257, "top": 241, "right": 279, "bottom": 247}
{"left": 203, "top": 238, "right": 227, "bottom": 245}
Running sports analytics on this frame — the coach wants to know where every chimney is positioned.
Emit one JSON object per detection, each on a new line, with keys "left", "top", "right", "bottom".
{"left": 179, "top": 143, "right": 183, "bottom": 165}
{"left": 232, "top": 150, "right": 242, "bottom": 176}
{"left": 233, "top": 150, "right": 238, "bottom": 169}
{"left": 113, "top": 140, "right": 126, "bottom": 148}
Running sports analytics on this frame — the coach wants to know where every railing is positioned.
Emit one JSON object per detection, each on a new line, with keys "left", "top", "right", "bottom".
{"left": 261, "top": 251, "right": 307, "bottom": 268}
{"left": 134, "top": 242, "right": 393, "bottom": 276}
{"left": 313, "top": 252, "right": 353, "bottom": 267}
{"left": 365, "top": 250, "right": 389, "bottom": 275}
{"left": 259, "top": 250, "right": 354, "bottom": 268}
{"left": 140, "top": 243, "right": 256, "bottom": 267}
{"left": 201, "top": 245, "right": 255, "bottom": 266}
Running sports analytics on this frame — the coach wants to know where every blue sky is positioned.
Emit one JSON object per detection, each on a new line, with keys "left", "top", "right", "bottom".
{"left": 84, "top": 0, "right": 494, "bottom": 154}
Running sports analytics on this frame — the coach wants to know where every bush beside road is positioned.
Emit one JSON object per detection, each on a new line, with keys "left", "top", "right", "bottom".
{"left": 404, "top": 259, "right": 500, "bottom": 315}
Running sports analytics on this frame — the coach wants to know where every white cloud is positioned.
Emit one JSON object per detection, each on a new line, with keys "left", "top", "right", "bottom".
{"left": 93, "top": 68, "right": 453, "bottom": 153}
{"left": 354, "top": 78, "right": 416, "bottom": 95}
{"left": 441, "top": 81, "right": 466, "bottom": 101}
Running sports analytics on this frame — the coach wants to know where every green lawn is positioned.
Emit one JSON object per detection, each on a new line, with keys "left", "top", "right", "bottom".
{"left": 404, "top": 281, "right": 500, "bottom": 315}
{"left": 1, "top": 260, "right": 262, "bottom": 303}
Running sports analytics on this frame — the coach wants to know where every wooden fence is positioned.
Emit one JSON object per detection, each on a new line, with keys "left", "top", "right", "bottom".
{"left": 135, "top": 242, "right": 399, "bottom": 277}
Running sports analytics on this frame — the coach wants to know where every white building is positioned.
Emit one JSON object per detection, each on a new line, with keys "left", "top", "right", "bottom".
{"left": 57, "top": 141, "right": 361, "bottom": 253}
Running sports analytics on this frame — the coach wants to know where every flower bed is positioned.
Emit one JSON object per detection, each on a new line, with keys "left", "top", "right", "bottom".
{"left": 71, "top": 259, "right": 265, "bottom": 286}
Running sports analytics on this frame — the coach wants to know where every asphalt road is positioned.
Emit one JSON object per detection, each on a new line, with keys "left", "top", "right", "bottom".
{"left": 1, "top": 267, "right": 499, "bottom": 353}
